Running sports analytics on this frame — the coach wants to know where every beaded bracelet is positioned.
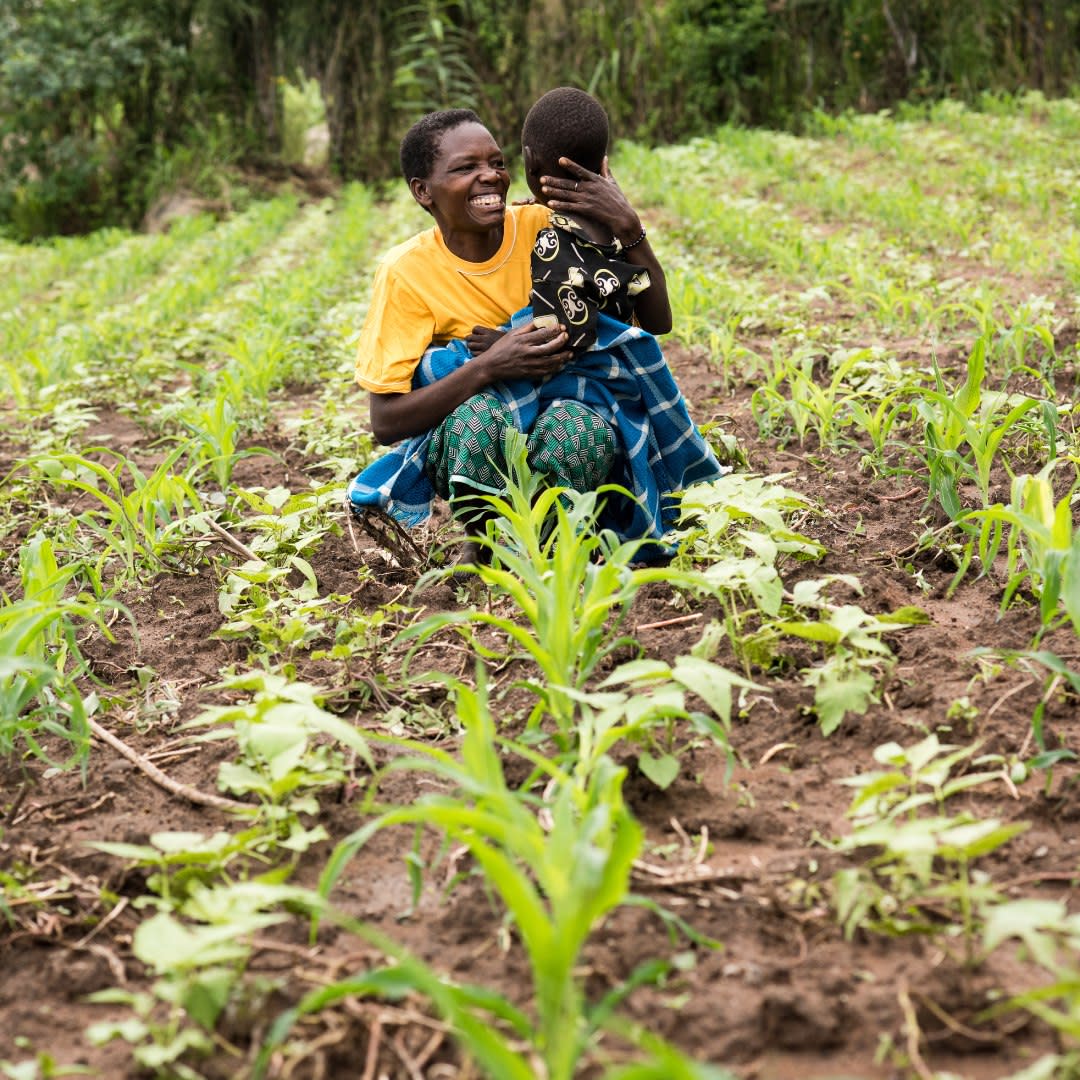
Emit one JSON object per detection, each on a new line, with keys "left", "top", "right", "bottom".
{"left": 622, "top": 227, "right": 647, "bottom": 250}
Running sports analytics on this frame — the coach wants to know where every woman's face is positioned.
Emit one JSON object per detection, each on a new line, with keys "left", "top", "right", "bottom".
{"left": 412, "top": 122, "right": 510, "bottom": 233}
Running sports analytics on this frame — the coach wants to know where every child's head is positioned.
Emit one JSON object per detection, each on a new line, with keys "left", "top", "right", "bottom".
{"left": 522, "top": 88, "right": 608, "bottom": 203}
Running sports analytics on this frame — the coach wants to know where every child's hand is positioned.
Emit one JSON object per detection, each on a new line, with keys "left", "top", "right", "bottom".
{"left": 467, "top": 326, "right": 505, "bottom": 355}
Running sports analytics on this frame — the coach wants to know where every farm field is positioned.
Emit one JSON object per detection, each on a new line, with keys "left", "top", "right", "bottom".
{"left": 2, "top": 92, "right": 1080, "bottom": 1080}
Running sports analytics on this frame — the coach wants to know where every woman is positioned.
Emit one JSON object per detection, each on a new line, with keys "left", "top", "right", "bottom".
{"left": 349, "top": 106, "right": 717, "bottom": 564}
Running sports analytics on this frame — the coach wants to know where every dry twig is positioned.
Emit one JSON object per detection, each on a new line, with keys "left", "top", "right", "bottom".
{"left": 635, "top": 612, "right": 703, "bottom": 632}
{"left": 87, "top": 715, "right": 246, "bottom": 811}
{"left": 879, "top": 486, "right": 922, "bottom": 502}
{"left": 897, "top": 979, "right": 935, "bottom": 1080}
{"left": 204, "top": 516, "right": 263, "bottom": 563}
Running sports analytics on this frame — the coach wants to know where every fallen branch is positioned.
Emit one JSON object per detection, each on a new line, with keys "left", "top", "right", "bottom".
{"left": 87, "top": 715, "right": 247, "bottom": 812}
{"left": 879, "top": 486, "right": 922, "bottom": 502}
{"left": 635, "top": 612, "right": 703, "bottom": 632}
{"left": 204, "top": 516, "right": 263, "bottom": 563}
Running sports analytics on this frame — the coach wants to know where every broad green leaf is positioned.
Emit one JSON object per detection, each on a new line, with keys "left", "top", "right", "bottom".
{"left": 877, "top": 606, "right": 931, "bottom": 625}
{"left": 811, "top": 662, "right": 875, "bottom": 736}
{"left": 775, "top": 619, "right": 842, "bottom": 645}
{"left": 600, "top": 658, "right": 672, "bottom": 686}
{"left": 984, "top": 898, "right": 1068, "bottom": 954}
{"left": 638, "top": 752, "right": 680, "bottom": 789}
{"left": 671, "top": 655, "right": 759, "bottom": 725}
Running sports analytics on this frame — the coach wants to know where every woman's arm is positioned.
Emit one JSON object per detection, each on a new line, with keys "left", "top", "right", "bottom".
{"left": 541, "top": 156, "right": 672, "bottom": 336}
{"left": 368, "top": 321, "right": 573, "bottom": 444}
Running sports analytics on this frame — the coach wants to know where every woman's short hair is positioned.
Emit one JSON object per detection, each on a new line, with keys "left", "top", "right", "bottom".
{"left": 400, "top": 109, "right": 483, "bottom": 181}
{"left": 522, "top": 88, "right": 608, "bottom": 176}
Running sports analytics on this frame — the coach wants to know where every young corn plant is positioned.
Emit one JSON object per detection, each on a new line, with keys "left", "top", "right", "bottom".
{"left": 751, "top": 346, "right": 885, "bottom": 449}
{"left": 176, "top": 386, "right": 274, "bottom": 493}
{"left": 912, "top": 339, "right": 1041, "bottom": 519}
{"left": 35, "top": 443, "right": 204, "bottom": 587}
{"left": 966, "top": 467, "right": 1080, "bottom": 639}
{"left": 402, "top": 436, "right": 655, "bottom": 755}
{"left": 289, "top": 673, "right": 726, "bottom": 1080}
{"left": 0, "top": 536, "right": 116, "bottom": 770}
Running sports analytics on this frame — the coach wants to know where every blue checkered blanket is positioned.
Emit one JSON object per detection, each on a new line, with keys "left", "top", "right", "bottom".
{"left": 347, "top": 310, "right": 726, "bottom": 542}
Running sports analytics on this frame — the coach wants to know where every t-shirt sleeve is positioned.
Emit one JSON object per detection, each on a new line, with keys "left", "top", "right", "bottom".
{"left": 354, "top": 261, "right": 436, "bottom": 394}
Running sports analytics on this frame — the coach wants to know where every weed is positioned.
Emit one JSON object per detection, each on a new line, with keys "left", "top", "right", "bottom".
{"left": 831, "top": 735, "right": 1028, "bottom": 967}
{"left": 185, "top": 671, "right": 372, "bottom": 846}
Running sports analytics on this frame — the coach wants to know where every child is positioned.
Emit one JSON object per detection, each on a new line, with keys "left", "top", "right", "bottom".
{"left": 521, "top": 86, "right": 665, "bottom": 353}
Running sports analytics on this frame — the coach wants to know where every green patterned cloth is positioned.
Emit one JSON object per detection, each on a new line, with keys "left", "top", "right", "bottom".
{"left": 426, "top": 392, "right": 615, "bottom": 507}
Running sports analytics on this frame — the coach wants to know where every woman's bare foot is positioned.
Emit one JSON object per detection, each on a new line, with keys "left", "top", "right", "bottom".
{"left": 450, "top": 539, "right": 490, "bottom": 583}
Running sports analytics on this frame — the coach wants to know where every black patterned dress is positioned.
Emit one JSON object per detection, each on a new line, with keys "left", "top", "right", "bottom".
{"left": 530, "top": 213, "right": 650, "bottom": 353}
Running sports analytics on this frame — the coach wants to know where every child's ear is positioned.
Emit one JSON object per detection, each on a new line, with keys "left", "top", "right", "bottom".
{"left": 409, "top": 177, "right": 432, "bottom": 208}
{"left": 522, "top": 144, "right": 538, "bottom": 175}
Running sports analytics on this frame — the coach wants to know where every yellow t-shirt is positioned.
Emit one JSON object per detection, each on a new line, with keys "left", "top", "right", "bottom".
{"left": 355, "top": 203, "right": 551, "bottom": 394}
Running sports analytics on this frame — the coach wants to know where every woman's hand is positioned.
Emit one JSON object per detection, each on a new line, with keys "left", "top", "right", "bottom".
{"left": 540, "top": 156, "right": 673, "bottom": 336}
{"left": 368, "top": 322, "right": 572, "bottom": 444}
{"left": 477, "top": 321, "right": 573, "bottom": 380}
{"left": 540, "top": 156, "right": 641, "bottom": 246}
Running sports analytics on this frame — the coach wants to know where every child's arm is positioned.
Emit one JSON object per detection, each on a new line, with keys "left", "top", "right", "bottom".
{"left": 541, "top": 156, "right": 672, "bottom": 336}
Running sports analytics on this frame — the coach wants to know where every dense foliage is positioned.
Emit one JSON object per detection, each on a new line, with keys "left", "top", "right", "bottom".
{"left": 1, "top": 0, "right": 1079, "bottom": 237}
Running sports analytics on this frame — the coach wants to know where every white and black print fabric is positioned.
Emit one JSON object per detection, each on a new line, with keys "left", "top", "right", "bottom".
{"left": 530, "top": 213, "right": 650, "bottom": 352}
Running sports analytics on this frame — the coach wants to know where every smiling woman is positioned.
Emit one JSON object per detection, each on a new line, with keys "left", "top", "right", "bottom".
{"left": 351, "top": 108, "right": 612, "bottom": 566}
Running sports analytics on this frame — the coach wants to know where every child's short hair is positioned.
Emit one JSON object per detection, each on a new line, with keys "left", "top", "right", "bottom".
{"left": 522, "top": 88, "right": 608, "bottom": 176}
{"left": 399, "top": 108, "right": 483, "bottom": 181}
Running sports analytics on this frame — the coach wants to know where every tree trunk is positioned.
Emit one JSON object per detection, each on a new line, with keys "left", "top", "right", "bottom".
{"left": 315, "top": 2, "right": 398, "bottom": 180}
{"left": 252, "top": 0, "right": 282, "bottom": 152}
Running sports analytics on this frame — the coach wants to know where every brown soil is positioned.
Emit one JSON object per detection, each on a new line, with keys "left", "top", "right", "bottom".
{"left": 2, "top": 344, "right": 1078, "bottom": 1080}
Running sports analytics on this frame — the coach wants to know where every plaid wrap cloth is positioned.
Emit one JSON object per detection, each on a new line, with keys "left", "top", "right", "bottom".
{"left": 347, "top": 310, "right": 728, "bottom": 543}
